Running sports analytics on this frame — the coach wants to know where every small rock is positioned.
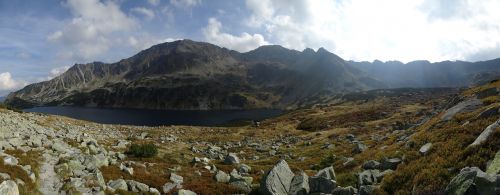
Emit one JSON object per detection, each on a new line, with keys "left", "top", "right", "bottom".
{"left": 214, "top": 170, "right": 230, "bottom": 183}
{"left": 224, "top": 153, "right": 240, "bottom": 165}
{"left": 170, "top": 173, "right": 184, "bottom": 184}
{"left": 362, "top": 160, "right": 380, "bottom": 170}
{"left": 107, "top": 179, "right": 128, "bottom": 192}
{"left": 381, "top": 158, "right": 402, "bottom": 170}
{"left": 176, "top": 189, "right": 197, "bottom": 195}
{"left": 419, "top": 143, "right": 432, "bottom": 155}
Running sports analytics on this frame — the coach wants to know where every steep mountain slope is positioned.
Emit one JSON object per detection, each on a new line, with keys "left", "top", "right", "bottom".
{"left": 349, "top": 59, "right": 500, "bottom": 88}
{"left": 5, "top": 40, "right": 380, "bottom": 110}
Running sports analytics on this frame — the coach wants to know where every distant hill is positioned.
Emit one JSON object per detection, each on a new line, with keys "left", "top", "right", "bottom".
{"left": 5, "top": 40, "right": 381, "bottom": 110}
{"left": 349, "top": 59, "right": 500, "bottom": 88}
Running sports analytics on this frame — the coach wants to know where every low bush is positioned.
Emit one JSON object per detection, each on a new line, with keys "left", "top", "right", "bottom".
{"left": 126, "top": 143, "right": 158, "bottom": 158}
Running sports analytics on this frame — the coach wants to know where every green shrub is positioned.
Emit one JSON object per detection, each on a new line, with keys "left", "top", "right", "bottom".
{"left": 126, "top": 143, "right": 158, "bottom": 158}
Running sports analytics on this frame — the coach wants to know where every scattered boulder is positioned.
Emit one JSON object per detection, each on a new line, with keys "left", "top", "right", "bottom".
{"left": 126, "top": 180, "right": 150, "bottom": 192}
{"left": 358, "top": 185, "right": 377, "bottom": 195}
{"left": 162, "top": 182, "right": 180, "bottom": 194}
{"left": 308, "top": 176, "right": 337, "bottom": 194}
{"left": 289, "top": 171, "right": 309, "bottom": 195}
{"left": 362, "top": 160, "right": 380, "bottom": 170}
{"left": 469, "top": 119, "right": 500, "bottom": 147}
{"left": 107, "top": 179, "right": 128, "bottom": 192}
{"left": 353, "top": 142, "right": 367, "bottom": 154}
{"left": 259, "top": 160, "right": 294, "bottom": 195}
{"left": 441, "top": 98, "right": 482, "bottom": 121}
{"left": 419, "top": 143, "right": 432, "bottom": 155}
{"left": 213, "top": 170, "right": 230, "bottom": 183}
{"left": 170, "top": 173, "right": 184, "bottom": 184}
{"left": 445, "top": 167, "right": 499, "bottom": 195}
{"left": 224, "top": 153, "right": 240, "bottom": 165}
{"left": 2, "top": 156, "right": 18, "bottom": 166}
{"left": 381, "top": 158, "right": 402, "bottom": 170}
{"left": 315, "top": 166, "right": 336, "bottom": 180}
{"left": 0, "top": 180, "right": 19, "bottom": 195}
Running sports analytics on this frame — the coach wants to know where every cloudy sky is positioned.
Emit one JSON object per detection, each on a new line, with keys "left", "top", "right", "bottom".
{"left": 1, "top": 0, "right": 500, "bottom": 95}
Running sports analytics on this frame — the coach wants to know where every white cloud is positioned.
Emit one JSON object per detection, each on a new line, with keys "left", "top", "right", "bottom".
{"left": 170, "top": 0, "right": 201, "bottom": 10}
{"left": 48, "top": 0, "right": 137, "bottom": 61}
{"left": 202, "top": 18, "right": 269, "bottom": 52}
{"left": 148, "top": 0, "right": 161, "bottom": 6}
{"left": 0, "top": 72, "right": 26, "bottom": 91}
{"left": 49, "top": 66, "right": 70, "bottom": 79}
{"left": 244, "top": 0, "right": 500, "bottom": 62}
{"left": 131, "top": 7, "right": 155, "bottom": 20}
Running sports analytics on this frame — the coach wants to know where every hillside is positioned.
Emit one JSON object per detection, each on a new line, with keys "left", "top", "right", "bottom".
{"left": 0, "top": 80, "right": 498, "bottom": 194}
{"left": 4, "top": 40, "right": 381, "bottom": 110}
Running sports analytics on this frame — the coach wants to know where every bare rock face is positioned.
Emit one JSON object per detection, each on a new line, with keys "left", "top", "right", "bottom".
{"left": 259, "top": 160, "right": 295, "bottom": 195}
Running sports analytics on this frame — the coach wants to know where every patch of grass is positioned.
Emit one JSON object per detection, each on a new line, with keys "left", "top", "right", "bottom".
{"left": 126, "top": 144, "right": 158, "bottom": 158}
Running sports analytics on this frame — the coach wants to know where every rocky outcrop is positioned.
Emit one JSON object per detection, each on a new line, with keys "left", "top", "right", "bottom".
{"left": 441, "top": 98, "right": 482, "bottom": 121}
{"left": 445, "top": 167, "right": 500, "bottom": 195}
{"left": 469, "top": 119, "right": 500, "bottom": 147}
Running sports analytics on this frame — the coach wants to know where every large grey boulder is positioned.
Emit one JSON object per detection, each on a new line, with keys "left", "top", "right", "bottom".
{"left": 486, "top": 151, "right": 500, "bottom": 174}
{"left": 358, "top": 170, "right": 380, "bottom": 186}
{"left": 289, "top": 171, "right": 309, "bottom": 195}
{"left": 0, "top": 180, "right": 19, "bottom": 195}
{"left": 469, "top": 119, "right": 500, "bottom": 147}
{"left": 224, "top": 153, "right": 240, "bottom": 165}
{"left": 260, "top": 160, "right": 295, "bottom": 195}
{"left": 419, "top": 143, "right": 432, "bottom": 155}
{"left": 170, "top": 173, "right": 184, "bottom": 184}
{"left": 308, "top": 176, "right": 337, "bottom": 194}
{"left": 107, "top": 179, "right": 128, "bottom": 192}
{"left": 214, "top": 170, "right": 230, "bottom": 183}
{"left": 441, "top": 98, "right": 482, "bottom": 121}
{"left": 445, "top": 167, "right": 499, "bottom": 195}
{"left": 126, "top": 180, "right": 150, "bottom": 192}
{"left": 315, "top": 166, "right": 336, "bottom": 180}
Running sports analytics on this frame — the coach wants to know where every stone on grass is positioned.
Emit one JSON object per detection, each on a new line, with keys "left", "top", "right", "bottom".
{"left": 259, "top": 160, "right": 294, "bottom": 195}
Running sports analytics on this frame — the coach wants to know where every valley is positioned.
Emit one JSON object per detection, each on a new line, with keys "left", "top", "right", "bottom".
{"left": 0, "top": 80, "right": 498, "bottom": 194}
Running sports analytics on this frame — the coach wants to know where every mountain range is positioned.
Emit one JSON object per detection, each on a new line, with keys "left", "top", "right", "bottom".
{"left": 5, "top": 39, "right": 500, "bottom": 110}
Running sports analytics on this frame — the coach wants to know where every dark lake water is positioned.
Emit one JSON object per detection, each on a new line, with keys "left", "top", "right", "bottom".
{"left": 24, "top": 106, "right": 283, "bottom": 126}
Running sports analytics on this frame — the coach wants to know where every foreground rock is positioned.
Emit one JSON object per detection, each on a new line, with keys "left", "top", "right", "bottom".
{"left": 445, "top": 167, "right": 500, "bottom": 195}
{"left": 0, "top": 180, "right": 19, "bottom": 195}
{"left": 260, "top": 160, "right": 294, "bottom": 195}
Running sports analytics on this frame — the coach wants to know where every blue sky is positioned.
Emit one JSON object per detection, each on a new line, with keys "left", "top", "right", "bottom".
{"left": 1, "top": 0, "right": 500, "bottom": 95}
